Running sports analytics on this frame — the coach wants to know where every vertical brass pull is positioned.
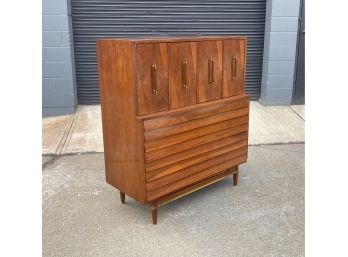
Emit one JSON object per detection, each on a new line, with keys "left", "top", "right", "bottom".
{"left": 151, "top": 64, "right": 157, "bottom": 95}
{"left": 182, "top": 60, "right": 188, "bottom": 89}
{"left": 232, "top": 56, "right": 237, "bottom": 80}
{"left": 208, "top": 58, "right": 214, "bottom": 84}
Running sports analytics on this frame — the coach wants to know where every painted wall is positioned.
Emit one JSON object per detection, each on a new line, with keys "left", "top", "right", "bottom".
{"left": 260, "top": 0, "right": 301, "bottom": 105}
{"left": 42, "top": 0, "right": 77, "bottom": 117}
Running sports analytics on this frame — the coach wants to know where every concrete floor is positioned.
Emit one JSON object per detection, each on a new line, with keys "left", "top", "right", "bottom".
{"left": 249, "top": 102, "right": 304, "bottom": 145}
{"left": 290, "top": 105, "right": 305, "bottom": 120}
{"left": 42, "top": 103, "right": 305, "bottom": 154}
{"left": 43, "top": 144, "right": 304, "bottom": 257}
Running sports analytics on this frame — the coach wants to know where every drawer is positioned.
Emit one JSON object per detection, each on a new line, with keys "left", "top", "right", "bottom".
{"left": 222, "top": 39, "right": 246, "bottom": 97}
{"left": 135, "top": 43, "right": 169, "bottom": 115}
{"left": 146, "top": 148, "right": 247, "bottom": 201}
{"left": 143, "top": 96, "right": 249, "bottom": 201}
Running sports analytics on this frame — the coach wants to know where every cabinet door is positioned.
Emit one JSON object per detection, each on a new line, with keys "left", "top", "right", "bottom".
{"left": 136, "top": 43, "right": 169, "bottom": 115}
{"left": 197, "top": 40, "right": 222, "bottom": 103}
{"left": 169, "top": 42, "right": 197, "bottom": 109}
{"left": 222, "top": 39, "right": 246, "bottom": 97}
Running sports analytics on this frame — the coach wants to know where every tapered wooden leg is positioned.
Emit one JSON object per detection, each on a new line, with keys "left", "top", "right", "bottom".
{"left": 151, "top": 204, "right": 158, "bottom": 225}
{"left": 233, "top": 171, "right": 239, "bottom": 186}
{"left": 120, "top": 191, "right": 125, "bottom": 204}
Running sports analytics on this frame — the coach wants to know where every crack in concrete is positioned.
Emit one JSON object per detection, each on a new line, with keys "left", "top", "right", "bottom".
{"left": 256, "top": 146, "right": 305, "bottom": 154}
{"left": 290, "top": 106, "right": 305, "bottom": 121}
{"left": 42, "top": 151, "right": 102, "bottom": 158}
{"left": 55, "top": 112, "right": 78, "bottom": 154}
{"left": 42, "top": 155, "right": 61, "bottom": 170}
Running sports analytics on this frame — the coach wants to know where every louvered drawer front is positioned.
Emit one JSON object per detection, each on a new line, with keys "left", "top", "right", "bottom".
{"left": 143, "top": 95, "right": 249, "bottom": 201}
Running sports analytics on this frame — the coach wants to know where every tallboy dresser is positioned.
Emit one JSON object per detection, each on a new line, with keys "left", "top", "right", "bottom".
{"left": 97, "top": 36, "right": 249, "bottom": 224}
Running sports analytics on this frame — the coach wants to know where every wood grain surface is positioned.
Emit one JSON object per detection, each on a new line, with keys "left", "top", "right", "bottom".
{"left": 97, "top": 40, "right": 147, "bottom": 203}
{"left": 135, "top": 43, "right": 169, "bottom": 115}
{"left": 169, "top": 42, "right": 197, "bottom": 109}
{"left": 97, "top": 36, "right": 249, "bottom": 213}
{"left": 223, "top": 39, "right": 246, "bottom": 97}
{"left": 197, "top": 40, "right": 223, "bottom": 103}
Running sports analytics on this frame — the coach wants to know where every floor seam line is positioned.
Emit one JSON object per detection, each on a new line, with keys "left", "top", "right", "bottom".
{"left": 56, "top": 112, "right": 78, "bottom": 155}
{"left": 290, "top": 106, "right": 305, "bottom": 121}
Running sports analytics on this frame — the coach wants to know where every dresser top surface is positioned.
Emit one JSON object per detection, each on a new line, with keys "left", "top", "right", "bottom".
{"left": 97, "top": 35, "right": 247, "bottom": 43}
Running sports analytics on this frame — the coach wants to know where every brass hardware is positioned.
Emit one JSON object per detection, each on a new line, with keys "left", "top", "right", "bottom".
{"left": 182, "top": 60, "right": 188, "bottom": 89}
{"left": 232, "top": 56, "right": 237, "bottom": 80}
{"left": 151, "top": 64, "right": 157, "bottom": 95}
{"left": 158, "top": 175, "right": 228, "bottom": 207}
{"left": 208, "top": 58, "right": 214, "bottom": 84}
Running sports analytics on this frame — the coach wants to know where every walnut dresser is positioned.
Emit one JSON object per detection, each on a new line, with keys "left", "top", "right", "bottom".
{"left": 96, "top": 36, "right": 249, "bottom": 224}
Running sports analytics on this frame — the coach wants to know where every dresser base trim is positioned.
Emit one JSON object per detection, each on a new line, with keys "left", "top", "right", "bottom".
{"left": 148, "top": 166, "right": 239, "bottom": 224}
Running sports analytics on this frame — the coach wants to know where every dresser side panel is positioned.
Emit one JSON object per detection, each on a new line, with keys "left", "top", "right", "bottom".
{"left": 97, "top": 40, "right": 146, "bottom": 203}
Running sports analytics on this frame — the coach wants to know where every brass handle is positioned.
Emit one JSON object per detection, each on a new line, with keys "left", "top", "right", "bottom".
{"left": 232, "top": 56, "right": 237, "bottom": 80}
{"left": 182, "top": 60, "right": 188, "bottom": 89}
{"left": 208, "top": 58, "right": 214, "bottom": 84}
{"left": 151, "top": 64, "right": 157, "bottom": 95}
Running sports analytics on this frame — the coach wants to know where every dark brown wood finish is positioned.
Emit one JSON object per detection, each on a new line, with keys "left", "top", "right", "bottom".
{"left": 233, "top": 171, "right": 239, "bottom": 186}
{"left": 146, "top": 136, "right": 248, "bottom": 172}
{"left": 151, "top": 203, "right": 158, "bottom": 224}
{"left": 143, "top": 97, "right": 249, "bottom": 201}
{"left": 144, "top": 107, "right": 249, "bottom": 141}
{"left": 97, "top": 36, "right": 249, "bottom": 224}
{"left": 138, "top": 93, "right": 248, "bottom": 121}
{"left": 197, "top": 40, "right": 223, "bottom": 103}
{"left": 103, "top": 35, "right": 246, "bottom": 44}
{"left": 143, "top": 96, "right": 249, "bottom": 130}
{"left": 146, "top": 146, "right": 247, "bottom": 189}
{"left": 146, "top": 147, "right": 247, "bottom": 189}
{"left": 147, "top": 155, "right": 247, "bottom": 201}
{"left": 97, "top": 40, "right": 147, "bottom": 203}
{"left": 169, "top": 42, "right": 197, "bottom": 109}
{"left": 135, "top": 43, "right": 169, "bottom": 115}
{"left": 145, "top": 132, "right": 247, "bottom": 162}
{"left": 223, "top": 39, "right": 246, "bottom": 97}
{"left": 145, "top": 119, "right": 249, "bottom": 152}
{"left": 120, "top": 191, "right": 125, "bottom": 204}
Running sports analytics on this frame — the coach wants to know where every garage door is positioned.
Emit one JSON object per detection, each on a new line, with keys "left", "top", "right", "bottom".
{"left": 71, "top": 0, "right": 266, "bottom": 104}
